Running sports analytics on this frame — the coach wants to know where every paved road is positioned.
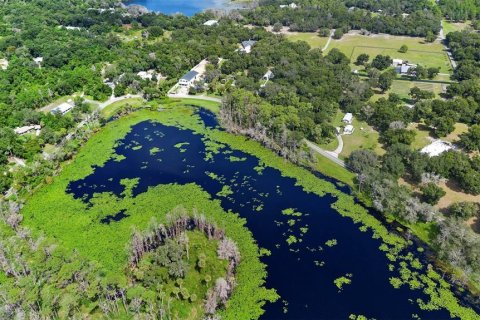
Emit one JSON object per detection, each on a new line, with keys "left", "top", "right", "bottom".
{"left": 304, "top": 139, "right": 346, "bottom": 168}
{"left": 439, "top": 22, "right": 457, "bottom": 70}
{"left": 167, "top": 93, "right": 222, "bottom": 103}
{"left": 332, "top": 133, "right": 344, "bottom": 155}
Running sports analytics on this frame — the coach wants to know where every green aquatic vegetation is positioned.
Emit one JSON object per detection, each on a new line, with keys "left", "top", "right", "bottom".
{"left": 254, "top": 164, "right": 266, "bottom": 175}
{"left": 390, "top": 277, "right": 403, "bottom": 289}
{"left": 205, "top": 171, "right": 220, "bottom": 181}
{"left": 120, "top": 177, "right": 140, "bottom": 197}
{"left": 348, "top": 315, "right": 370, "bottom": 320}
{"left": 21, "top": 104, "right": 479, "bottom": 318}
{"left": 334, "top": 274, "right": 353, "bottom": 291}
{"left": 229, "top": 156, "right": 247, "bottom": 162}
{"left": 281, "top": 208, "right": 302, "bottom": 217}
{"left": 254, "top": 204, "right": 264, "bottom": 212}
{"left": 174, "top": 142, "right": 190, "bottom": 153}
{"left": 132, "top": 145, "right": 142, "bottom": 151}
{"left": 286, "top": 235, "right": 298, "bottom": 245}
{"left": 217, "top": 185, "right": 234, "bottom": 198}
{"left": 149, "top": 147, "right": 160, "bottom": 155}
{"left": 300, "top": 226, "right": 309, "bottom": 234}
{"left": 325, "top": 239, "right": 337, "bottom": 247}
{"left": 112, "top": 153, "right": 126, "bottom": 162}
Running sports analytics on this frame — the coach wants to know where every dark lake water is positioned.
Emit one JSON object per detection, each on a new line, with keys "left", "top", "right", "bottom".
{"left": 67, "top": 114, "right": 476, "bottom": 319}
{"left": 128, "top": 0, "right": 240, "bottom": 16}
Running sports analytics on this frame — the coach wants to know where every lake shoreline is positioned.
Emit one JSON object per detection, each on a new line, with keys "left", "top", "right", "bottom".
{"left": 123, "top": 0, "right": 249, "bottom": 16}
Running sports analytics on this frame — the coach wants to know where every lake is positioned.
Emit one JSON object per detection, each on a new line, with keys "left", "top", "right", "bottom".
{"left": 66, "top": 110, "right": 478, "bottom": 319}
{"left": 128, "top": 0, "right": 241, "bottom": 16}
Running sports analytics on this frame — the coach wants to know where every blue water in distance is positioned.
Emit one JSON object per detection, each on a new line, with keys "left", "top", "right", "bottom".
{"left": 67, "top": 115, "right": 478, "bottom": 319}
{"left": 128, "top": 0, "right": 238, "bottom": 16}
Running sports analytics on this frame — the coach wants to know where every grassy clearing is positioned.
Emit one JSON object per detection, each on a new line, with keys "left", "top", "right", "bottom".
{"left": 310, "top": 154, "right": 355, "bottom": 187}
{"left": 100, "top": 97, "right": 144, "bottom": 118}
{"left": 409, "top": 123, "right": 432, "bottom": 150}
{"left": 442, "top": 20, "right": 471, "bottom": 35}
{"left": 284, "top": 32, "right": 329, "bottom": 49}
{"left": 371, "top": 79, "right": 445, "bottom": 101}
{"left": 327, "top": 111, "right": 384, "bottom": 158}
{"left": 436, "top": 181, "right": 480, "bottom": 210}
{"left": 165, "top": 97, "right": 221, "bottom": 114}
{"left": 328, "top": 33, "right": 452, "bottom": 75}
{"left": 444, "top": 123, "right": 469, "bottom": 143}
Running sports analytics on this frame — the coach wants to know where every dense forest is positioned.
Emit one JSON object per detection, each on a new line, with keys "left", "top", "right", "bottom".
{"left": 242, "top": 0, "right": 441, "bottom": 36}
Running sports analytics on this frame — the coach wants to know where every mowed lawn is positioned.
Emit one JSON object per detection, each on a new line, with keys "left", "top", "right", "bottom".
{"left": 323, "top": 111, "right": 384, "bottom": 159}
{"left": 284, "top": 32, "right": 329, "bottom": 49}
{"left": 100, "top": 98, "right": 144, "bottom": 118}
{"left": 442, "top": 20, "right": 471, "bottom": 35}
{"left": 370, "top": 80, "right": 446, "bottom": 101}
{"left": 327, "top": 33, "right": 453, "bottom": 74}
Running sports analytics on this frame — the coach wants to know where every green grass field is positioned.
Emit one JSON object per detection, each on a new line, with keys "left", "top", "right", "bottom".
{"left": 370, "top": 79, "right": 446, "bottom": 101}
{"left": 327, "top": 33, "right": 452, "bottom": 75}
{"left": 284, "top": 32, "right": 329, "bottom": 49}
{"left": 100, "top": 97, "right": 144, "bottom": 118}
{"left": 310, "top": 154, "right": 356, "bottom": 187}
{"left": 442, "top": 20, "right": 471, "bottom": 35}
{"left": 323, "top": 111, "right": 384, "bottom": 159}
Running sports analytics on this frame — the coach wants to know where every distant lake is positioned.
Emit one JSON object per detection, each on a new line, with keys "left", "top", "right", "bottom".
{"left": 128, "top": 0, "right": 240, "bottom": 16}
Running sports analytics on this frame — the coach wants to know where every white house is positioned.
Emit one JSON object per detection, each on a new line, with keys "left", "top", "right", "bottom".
{"left": 51, "top": 101, "right": 74, "bottom": 115}
{"left": 178, "top": 70, "right": 199, "bottom": 87}
{"left": 14, "top": 125, "right": 41, "bottom": 136}
{"left": 33, "top": 57, "right": 43, "bottom": 68}
{"left": 33, "top": 57, "right": 43, "bottom": 64}
{"left": 421, "top": 140, "right": 453, "bottom": 157}
{"left": 392, "top": 59, "right": 403, "bottom": 66}
{"left": 343, "top": 125, "right": 355, "bottom": 135}
{"left": 262, "top": 70, "right": 274, "bottom": 81}
{"left": 280, "top": 3, "right": 298, "bottom": 8}
{"left": 241, "top": 40, "right": 256, "bottom": 53}
{"left": 65, "top": 26, "right": 82, "bottom": 31}
{"left": 395, "top": 63, "right": 416, "bottom": 76}
{"left": 342, "top": 113, "right": 353, "bottom": 124}
{"left": 0, "top": 59, "right": 8, "bottom": 70}
{"left": 137, "top": 70, "right": 155, "bottom": 80}
{"left": 203, "top": 20, "right": 218, "bottom": 26}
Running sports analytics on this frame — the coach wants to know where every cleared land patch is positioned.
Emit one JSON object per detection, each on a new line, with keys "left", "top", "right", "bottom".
{"left": 442, "top": 20, "right": 471, "bottom": 35}
{"left": 284, "top": 32, "right": 329, "bottom": 49}
{"left": 322, "top": 111, "right": 384, "bottom": 159}
{"left": 327, "top": 33, "right": 452, "bottom": 75}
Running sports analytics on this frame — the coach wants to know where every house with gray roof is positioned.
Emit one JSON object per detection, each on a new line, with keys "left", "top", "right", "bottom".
{"left": 241, "top": 40, "right": 256, "bottom": 53}
{"left": 178, "top": 70, "right": 199, "bottom": 87}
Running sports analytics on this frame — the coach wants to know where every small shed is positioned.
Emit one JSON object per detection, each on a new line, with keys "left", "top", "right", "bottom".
{"left": 52, "top": 101, "right": 74, "bottom": 115}
{"left": 392, "top": 59, "right": 403, "bottom": 66}
{"left": 241, "top": 40, "right": 256, "bottom": 53}
{"left": 0, "top": 59, "right": 8, "bottom": 70}
{"left": 203, "top": 20, "right": 218, "bottom": 26}
{"left": 342, "top": 113, "right": 353, "bottom": 124}
{"left": 262, "top": 70, "right": 274, "bottom": 81}
{"left": 344, "top": 125, "right": 355, "bottom": 135}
